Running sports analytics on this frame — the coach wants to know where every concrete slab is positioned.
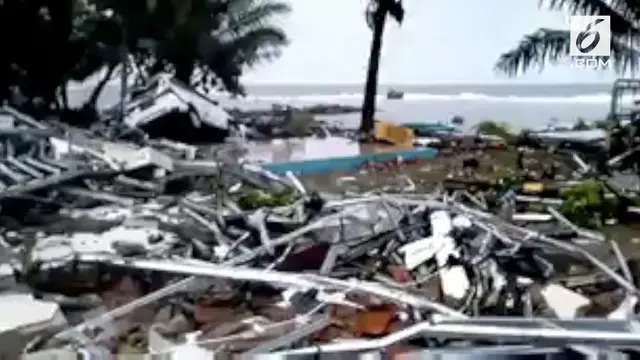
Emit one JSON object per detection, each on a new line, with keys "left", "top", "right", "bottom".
{"left": 0, "top": 293, "right": 67, "bottom": 335}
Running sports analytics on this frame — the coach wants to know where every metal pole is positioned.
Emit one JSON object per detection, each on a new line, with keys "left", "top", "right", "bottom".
{"left": 118, "top": 18, "right": 127, "bottom": 124}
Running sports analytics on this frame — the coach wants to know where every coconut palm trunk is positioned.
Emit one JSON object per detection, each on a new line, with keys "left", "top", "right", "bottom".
{"left": 361, "top": 6, "right": 386, "bottom": 135}
{"left": 360, "top": 0, "right": 403, "bottom": 138}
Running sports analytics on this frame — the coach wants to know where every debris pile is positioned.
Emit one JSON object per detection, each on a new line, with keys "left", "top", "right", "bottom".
{"left": 0, "top": 107, "right": 640, "bottom": 358}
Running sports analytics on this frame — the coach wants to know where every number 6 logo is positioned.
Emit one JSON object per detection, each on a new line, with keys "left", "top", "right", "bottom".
{"left": 576, "top": 18, "right": 604, "bottom": 53}
{"left": 570, "top": 16, "right": 611, "bottom": 57}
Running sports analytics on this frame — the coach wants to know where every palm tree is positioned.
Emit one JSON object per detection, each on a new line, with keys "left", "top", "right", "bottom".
{"left": 144, "top": 0, "right": 290, "bottom": 95}
{"left": 361, "top": 0, "right": 404, "bottom": 136}
{"left": 495, "top": 0, "right": 640, "bottom": 76}
{"left": 85, "top": 0, "right": 289, "bottom": 97}
{"left": 0, "top": 0, "right": 89, "bottom": 110}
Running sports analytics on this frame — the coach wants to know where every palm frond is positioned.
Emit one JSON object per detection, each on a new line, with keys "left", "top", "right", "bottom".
{"left": 610, "top": 36, "right": 640, "bottom": 72}
{"left": 496, "top": 26, "right": 640, "bottom": 76}
{"left": 495, "top": 28, "right": 570, "bottom": 76}
{"left": 225, "top": 1, "right": 290, "bottom": 34}
{"left": 542, "top": 0, "right": 640, "bottom": 35}
{"left": 200, "top": 27, "right": 286, "bottom": 65}
{"left": 196, "top": 24, "right": 286, "bottom": 94}
{"left": 228, "top": 27, "right": 287, "bottom": 64}
{"left": 383, "top": 0, "right": 404, "bottom": 23}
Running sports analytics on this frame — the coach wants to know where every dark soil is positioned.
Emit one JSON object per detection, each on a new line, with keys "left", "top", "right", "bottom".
{"left": 300, "top": 148, "right": 640, "bottom": 259}
{"left": 301, "top": 148, "right": 563, "bottom": 193}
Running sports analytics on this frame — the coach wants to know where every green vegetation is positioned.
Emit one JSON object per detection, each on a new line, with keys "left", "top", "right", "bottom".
{"left": 493, "top": 169, "right": 522, "bottom": 192}
{"left": 1, "top": 0, "right": 290, "bottom": 117}
{"left": 238, "top": 188, "right": 298, "bottom": 210}
{"left": 474, "top": 120, "right": 516, "bottom": 143}
{"left": 560, "top": 180, "right": 616, "bottom": 229}
{"left": 494, "top": 0, "right": 640, "bottom": 75}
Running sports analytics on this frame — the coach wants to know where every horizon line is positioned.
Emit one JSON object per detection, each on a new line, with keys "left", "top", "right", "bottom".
{"left": 243, "top": 81, "right": 613, "bottom": 86}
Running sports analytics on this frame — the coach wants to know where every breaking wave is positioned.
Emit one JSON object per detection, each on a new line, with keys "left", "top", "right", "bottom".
{"left": 68, "top": 76, "right": 617, "bottom": 105}
{"left": 239, "top": 91, "right": 615, "bottom": 104}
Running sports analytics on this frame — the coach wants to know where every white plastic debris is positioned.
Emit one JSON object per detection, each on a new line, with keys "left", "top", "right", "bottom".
{"left": 540, "top": 283, "right": 591, "bottom": 319}
{"left": 399, "top": 211, "right": 470, "bottom": 301}
{"left": 440, "top": 266, "right": 471, "bottom": 301}
{"left": 399, "top": 233, "right": 470, "bottom": 301}
{"left": 608, "top": 295, "right": 638, "bottom": 320}
{"left": 0, "top": 293, "right": 67, "bottom": 335}
{"left": 62, "top": 203, "right": 183, "bottom": 225}
{"left": 430, "top": 210, "right": 453, "bottom": 236}
{"left": 48, "top": 137, "right": 88, "bottom": 159}
{"left": 101, "top": 143, "right": 173, "bottom": 172}
{"left": 167, "top": 331, "right": 213, "bottom": 360}
{"left": 512, "top": 213, "right": 553, "bottom": 222}
{"left": 30, "top": 225, "right": 180, "bottom": 264}
{"left": 399, "top": 211, "right": 459, "bottom": 271}
{"left": 400, "top": 236, "right": 447, "bottom": 270}
{"left": 452, "top": 215, "right": 472, "bottom": 229}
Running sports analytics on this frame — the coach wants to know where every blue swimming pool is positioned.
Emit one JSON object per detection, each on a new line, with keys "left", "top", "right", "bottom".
{"left": 260, "top": 147, "right": 438, "bottom": 175}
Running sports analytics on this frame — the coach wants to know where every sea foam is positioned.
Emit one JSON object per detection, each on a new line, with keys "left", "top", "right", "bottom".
{"left": 236, "top": 91, "right": 615, "bottom": 104}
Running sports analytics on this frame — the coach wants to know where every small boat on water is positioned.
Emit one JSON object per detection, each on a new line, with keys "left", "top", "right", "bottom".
{"left": 404, "top": 122, "right": 457, "bottom": 136}
{"left": 387, "top": 89, "right": 404, "bottom": 99}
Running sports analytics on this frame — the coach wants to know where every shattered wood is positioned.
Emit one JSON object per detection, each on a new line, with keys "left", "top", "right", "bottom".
{"left": 0, "top": 104, "right": 640, "bottom": 359}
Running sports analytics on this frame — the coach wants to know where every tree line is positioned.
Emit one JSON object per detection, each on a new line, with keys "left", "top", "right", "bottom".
{"left": 4, "top": 0, "right": 632, "bottom": 135}
{"left": 0, "top": 0, "right": 290, "bottom": 118}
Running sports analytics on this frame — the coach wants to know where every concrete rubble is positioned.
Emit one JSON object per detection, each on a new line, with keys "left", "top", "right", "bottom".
{"left": 0, "top": 105, "right": 639, "bottom": 358}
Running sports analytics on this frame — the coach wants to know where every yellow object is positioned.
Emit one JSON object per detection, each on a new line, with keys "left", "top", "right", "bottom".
{"left": 523, "top": 182, "right": 544, "bottom": 193}
{"left": 374, "top": 121, "right": 415, "bottom": 146}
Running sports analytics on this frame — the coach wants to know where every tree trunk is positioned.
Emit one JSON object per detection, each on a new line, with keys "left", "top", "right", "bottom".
{"left": 86, "top": 65, "right": 116, "bottom": 109}
{"left": 60, "top": 85, "right": 68, "bottom": 110}
{"left": 360, "top": 6, "right": 387, "bottom": 135}
{"left": 174, "top": 60, "right": 194, "bottom": 84}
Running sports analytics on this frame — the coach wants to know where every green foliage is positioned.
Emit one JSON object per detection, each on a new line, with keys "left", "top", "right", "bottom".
{"left": 87, "top": 0, "right": 291, "bottom": 95}
{"left": 494, "top": 170, "right": 522, "bottom": 192}
{"left": 0, "top": 0, "right": 290, "bottom": 113}
{"left": 0, "top": 0, "right": 89, "bottom": 108}
{"left": 238, "top": 188, "right": 298, "bottom": 210}
{"left": 559, "top": 180, "right": 616, "bottom": 229}
{"left": 475, "top": 120, "right": 516, "bottom": 143}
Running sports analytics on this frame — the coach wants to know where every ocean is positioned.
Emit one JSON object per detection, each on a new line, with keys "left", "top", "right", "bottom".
{"left": 70, "top": 81, "right": 615, "bottom": 131}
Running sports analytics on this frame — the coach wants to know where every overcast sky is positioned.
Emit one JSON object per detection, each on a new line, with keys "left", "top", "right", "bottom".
{"left": 243, "top": 0, "right": 620, "bottom": 84}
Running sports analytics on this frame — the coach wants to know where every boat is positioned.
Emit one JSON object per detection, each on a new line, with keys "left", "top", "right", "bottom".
{"left": 403, "top": 122, "right": 457, "bottom": 136}
{"left": 386, "top": 89, "right": 404, "bottom": 99}
{"left": 451, "top": 115, "right": 465, "bottom": 125}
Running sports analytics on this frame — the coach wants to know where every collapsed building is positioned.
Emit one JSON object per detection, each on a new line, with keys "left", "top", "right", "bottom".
{"left": 0, "top": 80, "right": 637, "bottom": 358}
{"left": 103, "top": 74, "right": 232, "bottom": 144}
